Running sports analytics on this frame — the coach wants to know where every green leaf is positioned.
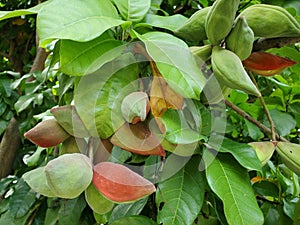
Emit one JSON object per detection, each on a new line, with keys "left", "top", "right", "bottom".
{"left": 156, "top": 156, "right": 205, "bottom": 225}
{"left": 0, "top": 3, "right": 42, "bottom": 21}
{"left": 60, "top": 33, "right": 125, "bottom": 76}
{"left": 58, "top": 195, "right": 86, "bottom": 225}
{"left": 37, "top": 0, "right": 130, "bottom": 47}
{"left": 110, "top": 216, "right": 157, "bottom": 225}
{"left": 112, "top": 0, "right": 151, "bottom": 22}
{"left": 135, "top": 31, "right": 206, "bottom": 99}
{"left": 9, "top": 180, "right": 36, "bottom": 218}
{"left": 74, "top": 53, "right": 139, "bottom": 138}
{"left": 14, "top": 95, "right": 36, "bottom": 113}
{"left": 207, "top": 136, "right": 262, "bottom": 171}
{"left": 206, "top": 153, "right": 264, "bottom": 225}
{"left": 263, "top": 109, "right": 296, "bottom": 137}
{"left": 109, "top": 197, "right": 148, "bottom": 223}
{"left": 23, "top": 147, "right": 45, "bottom": 167}
{"left": 136, "top": 14, "right": 188, "bottom": 31}
{"left": 0, "top": 78, "right": 12, "bottom": 97}
{"left": 161, "top": 109, "right": 206, "bottom": 145}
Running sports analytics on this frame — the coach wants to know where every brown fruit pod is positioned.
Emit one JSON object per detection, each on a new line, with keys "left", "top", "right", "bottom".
{"left": 110, "top": 122, "right": 166, "bottom": 156}
{"left": 243, "top": 52, "right": 297, "bottom": 76}
{"left": 92, "top": 162, "right": 156, "bottom": 203}
{"left": 24, "top": 119, "right": 70, "bottom": 147}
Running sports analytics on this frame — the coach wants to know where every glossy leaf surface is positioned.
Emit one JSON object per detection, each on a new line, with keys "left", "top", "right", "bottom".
{"left": 37, "top": 0, "right": 130, "bottom": 47}
{"left": 156, "top": 157, "right": 205, "bottom": 225}
{"left": 110, "top": 216, "right": 157, "bottom": 225}
{"left": 135, "top": 31, "right": 206, "bottom": 99}
{"left": 74, "top": 53, "right": 139, "bottom": 138}
{"left": 206, "top": 153, "right": 264, "bottom": 225}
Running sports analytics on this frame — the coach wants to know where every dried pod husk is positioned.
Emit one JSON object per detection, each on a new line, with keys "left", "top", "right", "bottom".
{"left": 211, "top": 46, "right": 261, "bottom": 96}
{"left": 201, "top": 75, "right": 231, "bottom": 104}
{"left": 243, "top": 52, "right": 297, "bottom": 76}
{"left": 50, "top": 105, "right": 90, "bottom": 138}
{"left": 60, "top": 136, "right": 88, "bottom": 155}
{"left": 22, "top": 166, "right": 56, "bottom": 197}
{"left": 121, "top": 92, "right": 150, "bottom": 124}
{"left": 205, "top": 0, "right": 240, "bottom": 45}
{"left": 85, "top": 183, "right": 115, "bottom": 214}
{"left": 174, "top": 7, "right": 211, "bottom": 42}
{"left": 248, "top": 142, "right": 276, "bottom": 166}
{"left": 240, "top": 4, "right": 300, "bottom": 38}
{"left": 92, "top": 162, "right": 156, "bottom": 203}
{"left": 226, "top": 16, "right": 254, "bottom": 60}
{"left": 276, "top": 142, "right": 300, "bottom": 176}
{"left": 24, "top": 119, "right": 70, "bottom": 148}
{"left": 190, "top": 44, "right": 213, "bottom": 66}
{"left": 45, "top": 153, "right": 93, "bottom": 199}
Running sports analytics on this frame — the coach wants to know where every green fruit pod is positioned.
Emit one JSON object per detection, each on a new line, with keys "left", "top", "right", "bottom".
{"left": 174, "top": 7, "right": 211, "bottom": 42}
{"left": 22, "top": 166, "right": 56, "bottom": 197}
{"left": 45, "top": 153, "right": 93, "bottom": 199}
{"left": 226, "top": 16, "right": 254, "bottom": 60}
{"left": 276, "top": 142, "right": 300, "bottom": 176}
{"left": 190, "top": 44, "right": 213, "bottom": 64}
{"left": 85, "top": 183, "right": 115, "bottom": 214}
{"left": 211, "top": 46, "right": 261, "bottom": 96}
{"left": 205, "top": 0, "right": 240, "bottom": 45}
{"left": 240, "top": 4, "right": 300, "bottom": 38}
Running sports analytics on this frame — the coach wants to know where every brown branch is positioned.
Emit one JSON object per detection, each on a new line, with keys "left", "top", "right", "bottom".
{"left": 253, "top": 37, "right": 300, "bottom": 51}
{"left": 224, "top": 100, "right": 289, "bottom": 142}
{"left": 248, "top": 72, "right": 276, "bottom": 141}
{"left": 0, "top": 118, "right": 21, "bottom": 179}
{"left": 0, "top": 51, "right": 9, "bottom": 58}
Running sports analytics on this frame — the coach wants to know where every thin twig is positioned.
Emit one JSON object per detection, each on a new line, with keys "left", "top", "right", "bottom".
{"left": 224, "top": 99, "right": 288, "bottom": 142}
{"left": 253, "top": 37, "right": 300, "bottom": 51}
{"left": 248, "top": 72, "right": 276, "bottom": 141}
{"left": 88, "top": 137, "right": 94, "bottom": 163}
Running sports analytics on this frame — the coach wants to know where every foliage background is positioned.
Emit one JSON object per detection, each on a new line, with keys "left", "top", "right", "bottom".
{"left": 0, "top": 0, "right": 300, "bottom": 225}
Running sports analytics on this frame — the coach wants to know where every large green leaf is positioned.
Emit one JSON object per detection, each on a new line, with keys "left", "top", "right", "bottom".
{"left": 207, "top": 136, "right": 262, "bottom": 171}
{"left": 37, "top": 0, "right": 130, "bottom": 47}
{"left": 58, "top": 196, "right": 86, "bottom": 225}
{"left": 9, "top": 180, "right": 36, "bottom": 218}
{"left": 60, "top": 33, "right": 125, "bottom": 76}
{"left": 112, "top": 0, "right": 151, "bottom": 22}
{"left": 136, "top": 14, "right": 188, "bottom": 31}
{"left": 110, "top": 216, "right": 157, "bottom": 225}
{"left": 74, "top": 53, "right": 139, "bottom": 138}
{"left": 206, "top": 153, "right": 264, "bottom": 225}
{"left": 160, "top": 109, "right": 206, "bottom": 145}
{"left": 109, "top": 197, "right": 148, "bottom": 223}
{"left": 263, "top": 109, "right": 296, "bottom": 137}
{"left": 156, "top": 156, "right": 205, "bottom": 225}
{"left": 135, "top": 31, "right": 206, "bottom": 99}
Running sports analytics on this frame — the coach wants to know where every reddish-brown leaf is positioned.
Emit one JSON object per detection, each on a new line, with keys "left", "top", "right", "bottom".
{"left": 110, "top": 122, "right": 166, "bottom": 156}
{"left": 243, "top": 52, "right": 297, "bottom": 76}
{"left": 92, "top": 162, "right": 156, "bottom": 203}
{"left": 24, "top": 119, "right": 70, "bottom": 147}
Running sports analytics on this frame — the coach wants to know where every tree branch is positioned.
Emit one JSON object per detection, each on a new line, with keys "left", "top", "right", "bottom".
{"left": 0, "top": 117, "right": 21, "bottom": 179}
{"left": 253, "top": 37, "right": 300, "bottom": 51}
{"left": 224, "top": 100, "right": 288, "bottom": 142}
{"left": 248, "top": 71, "right": 276, "bottom": 141}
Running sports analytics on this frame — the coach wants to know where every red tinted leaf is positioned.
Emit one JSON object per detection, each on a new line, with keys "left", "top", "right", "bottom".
{"left": 24, "top": 119, "right": 70, "bottom": 147}
{"left": 110, "top": 122, "right": 166, "bottom": 156}
{"left": 92, "top": 162, "right": 156, "bottom": 203}
{"left": 243, "top": 52, "right": 297, "bottom": 76}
